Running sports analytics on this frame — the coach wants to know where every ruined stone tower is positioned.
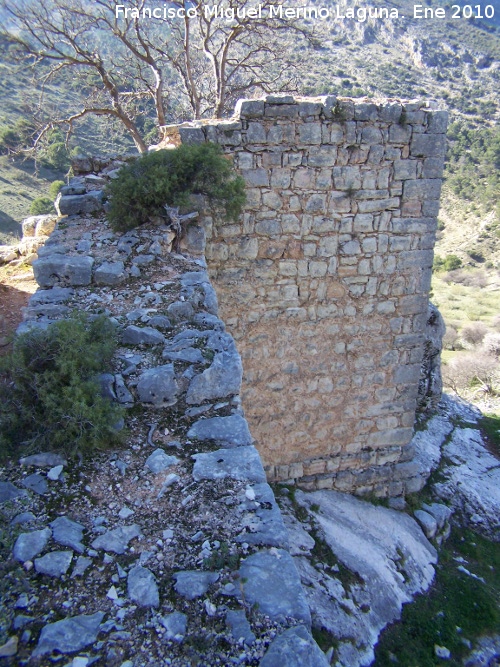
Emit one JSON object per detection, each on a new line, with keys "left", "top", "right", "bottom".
{"left": 161, "top": 95, "right": 448, "bottom": 495}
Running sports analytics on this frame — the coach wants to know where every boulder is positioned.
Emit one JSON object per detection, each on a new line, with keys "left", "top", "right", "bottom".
{"left": 57, "top": 191, "right": 104, "bottom": 216}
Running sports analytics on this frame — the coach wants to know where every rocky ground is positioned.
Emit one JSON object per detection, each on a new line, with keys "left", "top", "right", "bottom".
{"left": 0, "top": 204, "right": 499, "bottom": 667}
{"left": 0, "top": 212, "right": 325, "bottom": 667}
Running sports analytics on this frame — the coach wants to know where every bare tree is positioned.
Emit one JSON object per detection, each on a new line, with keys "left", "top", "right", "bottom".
{"left": 0, "top": 0, "right": 313, "bottom": 152}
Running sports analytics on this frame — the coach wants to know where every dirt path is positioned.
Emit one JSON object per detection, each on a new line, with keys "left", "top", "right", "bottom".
{"left": 0, "top": 265, "right": 37, "bottom": 355}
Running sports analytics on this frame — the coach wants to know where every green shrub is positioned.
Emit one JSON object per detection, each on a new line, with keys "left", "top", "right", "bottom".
{"left": 29, "top": 197, "right": 54, "bottom": 215}
{"left": 49, "top": 180, "right": 65, "bottom": 199}
{"left": 443, "top": 254, "right": 463, "bottom": 271}
{"left": 0, "top": 314, "right": 124, "bottom": 459}
{"left": 105, "top": 143, "right": 246, "bottom": 232}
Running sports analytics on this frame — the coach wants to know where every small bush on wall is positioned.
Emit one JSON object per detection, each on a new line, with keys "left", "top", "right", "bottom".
{"left": 106, "top": 143, "right": 246, "bottom": 232}
{"left": 0, "top": 314, "right": 124, "bottom": 460}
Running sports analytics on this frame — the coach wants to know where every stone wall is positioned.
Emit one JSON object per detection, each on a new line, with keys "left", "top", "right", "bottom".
{"left": 161, "top": 94, "right": 448, "bottom": 496}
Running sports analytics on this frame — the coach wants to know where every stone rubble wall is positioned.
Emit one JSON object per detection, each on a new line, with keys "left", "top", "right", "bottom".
{"left": 156, "top": 94, "right": 448, "bottom": 496}
{"left": 9, "top": 212, "right": 327, "bottom": 665}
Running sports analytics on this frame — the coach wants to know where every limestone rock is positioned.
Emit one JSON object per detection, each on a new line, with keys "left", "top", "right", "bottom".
{"left": 0, "top": 636, "right": 18, "bottom": 658}
{"left": 187, "top": 415, "right": 252, "bottom": 447}
{"left": 22, "top": 473, "right": 48, "bottom": 495}
{"left": 295, "top": 489, "right": 437, "bottom": 667}
{"left": 172, "top": 570, "right": 219, "bottom": 600}
{"left": 226, "top": 610, "right": 255, "bottom": 646}
{"left": 259, "top": 625, "right": 330, "bottom": 667}
{"left": 0, "top": 481, "right": 27, "bottom": 503}
{"left": 192, "top": 446, "right": 266, "bottom": 483}
{"left": 145, "top": 449, "right": 179, "bottom": 474}
{"left": 0, "top": 245, "right": 17, "bottom": 264}
{"left": 34, "top": 550, "right": 73, "bottom": 577}
{"left": 186, "top": 350, "right": 242, "bottom": 404}
{"left": 50, "top": 516, "right": 85, "bottom": 553}
{"left": 94, "top": 261, "right": 125, "bottom": 285}
{"left": 91, "top": 524, "right": 142, "bottom": 554}
{"left": 414, "top": 510, "right": 438, "bottom": 539}
{"left": 127, "top": 566, "right": 159, "bottom": 607}
{"left": 236, "top": 483, "right": 289, "bottom": 548}
{"left": 160, "top": 611, "right": 187, "bottom": 642}
{"left": 238, "top": 549, "right": 311, "bottom": 625}
{"left": 33, "top": 255, "right": 94, "bottom": 287}
{"left": 167, "top": 300, "right": 195, "bottom": 323}
{"left": 57, "top": 191, "right": 104, "bottom": 216}
{"left": 137, "top": 364, "right": 178, "bottom": 407}
{"left": 32, "top": 612, "right": 104, "bottom": 657}
{"left": 13, "top": 528, "right": 51, "bottom": 562}
{"left": 122, "top": 325, "right": 165, "bottom": 346}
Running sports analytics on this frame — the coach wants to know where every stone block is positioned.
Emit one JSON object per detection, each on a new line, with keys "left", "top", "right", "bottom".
{"left": 426, "top": 110, "right": 448, "bottom": 133}
{"left": 305, "top": 194, "right": 326, "bottom": 213}
{"left": 307, "top": 146, "right": 337, "bottom": 167}
{"left": 238, "top": 237, "right": 259, "bottom": 259}
{"left": 403, "top": 179, "right": 442, "bottom": 201}
{"left": 422, "top": 157, "right": 445, "bottom": 179}
{"left": 235, "top": 99, "right": 265, "bottom": 118}
{"left": 94, "top": 261, "right": 125, "bottom": 286}
{"left": 33, "top": 254, "right": 94, "bottom": 287}
{"left": 178, "top": 126, "right": 205, "bottom": 144}
{"left": 362, "top": 126, "right": 383, "bottom": 144}
{"left": 246, "top": 122, "right": 266, "bottom": 143}
{"left": 270, "top": 168, "right": 291, "bottom": 188}
{"left": 293, "top": 169, "right": 315, "bottom": 188}
{"left": 264, "top": 104, "right": 298, "bottom": 118}
{"left": 262, "top": 192, "right": 283, "bottom": 210}
{"left": 241, "top": 168, "right": 269, "bottom": 187}
{"left": 354, "top": 103, "right": 378, "bottom": 121}
{"left": 298, "top": 123, "right": 322, "bottom": 144}
{"left": 380, "top": 103, "right": 403, "bottom": 123}
{"left": 57, "top": 191, "right": 103, "bottom": 216}
{"left": 389, "top": 124, "right": 411, "bottom": 143}
{"left": 394, "top": 160, "right": 417, "bottom": 180}
{"left": 255, "top": 219, "right": 281, "bottom": 235}
{"left": 410, "top": 134, "right": 446, "bottom": 158}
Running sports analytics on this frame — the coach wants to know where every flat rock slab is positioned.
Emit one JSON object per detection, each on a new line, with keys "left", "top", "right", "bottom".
{"left": 187, "top": 415, "right": 252, "bottom": 447}
{"left": 192, "top": 446, "right": 266, "bottom": 483}
{"left": 295, "top": 489, "right": 437, "bottom": 667}
{"left": 33, "top": 255, "right": 94, "bottom": 287}
{"left": 122, "top": 325, "right": 165, "bottom": 346}
{"left": 260, "top": 625, "right": 330, "bottom": 667}
{"left": 137, "top": 364, "right": 178, "bottom": 407}
{"left": 145, "top": 449, "right": 179, "bottom": 474}
{"left": 22, "top": 473, "right": 48, "bottom": 495}
{"left": 163, "top": 347, "right": 205, "bottom": 364}
{"left": 28, "top": 288, "right": 74, "bottom": 307}
{"left": 35, "top": 550, "right": 73, "bottom": 577}
{"left": 32, "top": 611, "right": 104, "bottom": 657}
{"left": 127, "top": 566, "right": 159, "bottom": 607}
{"left": 236, "top": 483, "right": 289, "bottom": 549}
{"left": 435, "top": 427, "right": 500, "bottom": 539}
{"left": 13, "top": 528, "right": 51, "bottom": 562}
{"left": 412, "top": 414, "right": 454, "bottom": 477}
{"left": 50, "top": 516, "right": 85, "bottom": 553}
{"left": 186, "top": 350, "right": 242, "bottom": 404}
{"left": 173, "top": 571, "right": 219, "bottom": 600}
{"left": 0, "top": 481, "right": 27, "bottom": 503}
{"left": 238, "top": 549, "right": 311, "bottom": 626}
{"left": 91, "top": 524, "right": 142, "bottom": 554}
{"left": 20, "top": 452, "right": 67, "bottom": 467}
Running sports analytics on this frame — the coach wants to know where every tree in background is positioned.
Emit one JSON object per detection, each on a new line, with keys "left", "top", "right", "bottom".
{"left": 0, "top": 0, "right": 312, "bottom": 153}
